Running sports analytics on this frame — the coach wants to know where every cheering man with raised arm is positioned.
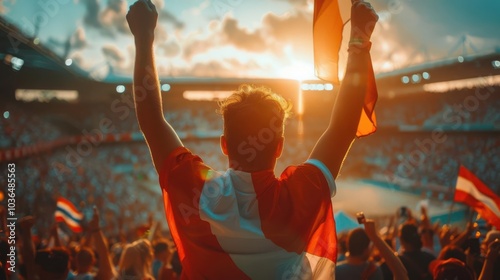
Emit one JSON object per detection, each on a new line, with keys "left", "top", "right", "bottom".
{"left": 127, "top": 0, "right": 378, "bottom": 278}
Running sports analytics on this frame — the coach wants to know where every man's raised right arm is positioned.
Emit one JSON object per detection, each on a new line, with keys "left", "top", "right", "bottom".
{"left": 127, "top": 0, "right": 182, "bottom": 174}
{"left": 309, "top": 0, "right": 378, "bottom": 178}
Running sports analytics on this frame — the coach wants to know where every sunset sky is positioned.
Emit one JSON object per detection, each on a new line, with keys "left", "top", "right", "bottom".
{"left": 1, "top": 0, "right": 499, "bottom": 81}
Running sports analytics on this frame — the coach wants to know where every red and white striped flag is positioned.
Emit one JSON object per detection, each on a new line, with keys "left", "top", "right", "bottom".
{"left": 454, "top": 165, "right": 500, "bottom": 229}
{"left": 55, "top": 197, "right": 84, "bottom": 233}
{"left": 313, "top": 0, "right": 378, "bottom": 137}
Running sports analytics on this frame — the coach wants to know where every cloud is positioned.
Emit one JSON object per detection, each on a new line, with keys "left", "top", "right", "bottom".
{"left": 154, "top": 24, "right": 169, "bottom": 43}
{"left": 82, "top": 0, "right": 101, "bottom": 28}
{"left": 181, "top": 11, "right": 308, "bottom": 61}
{"left": 99, "top": 0, "right": 129, "bottom": 35}
{"left": 262, "top": 11, "right": 312, "bottom": 59}
{"left": 274, "top": 0, "right": 308, "bottom": 7}
{"left": 0, "top": 0, "right": 17, "bottom": 15}
{"left": 0, "top": 0, "right": 8, "bottom": 14}
{"left": 80, "top": 0, "right": 129, "bottom": 37}
{"left": 69, "top": 51, "right": 85, "bottom": 68}
{"left": 151, "top": 0, "right": 164, "bottom": 10}
{"left": 173, "top": 58, "right": 262, "bottom": 77}
{"left": 71, "top": 27, "right": 87, "bottom": 50}
{"left": 369, "top": 0, "right": 500, "bottom": 68}
{"left": 102, "top": 44, "right": 126, "bottom": 64}
{"left": 182, "top": 37, "right": 217, "bottom": 60}
{"left": 221, "top": 17, "right": 267, "bottom": 52}
{"left": 158, "top": 9, "right": 185, "bottom": 29}
{"left": 158, "top": 40, "right": 181, "bottom": 57}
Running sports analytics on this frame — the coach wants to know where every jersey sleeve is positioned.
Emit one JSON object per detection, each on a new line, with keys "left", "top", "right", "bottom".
{"left": 158, "top": 146, "right": 204, "bottom": 192}
{"left": 157, "top": 147, "right": 210, "bottom": 262}
{"left": 304, "top": 159, "right": 336, "bottom": 197}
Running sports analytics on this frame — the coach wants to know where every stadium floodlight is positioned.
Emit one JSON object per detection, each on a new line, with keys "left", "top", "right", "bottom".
{"left": 300, "top": 83, "right": 334, "bottom": 91}
{"left": 422, "top": 72, "right": 430, "bottom": 80}
{"left": 457, "top": 56, "right": 465, "bottom": 63}
{"left": 116, "top": 85, "right": 126, "bottom": 93}
{"left": 11, "top": 56, "right": 24, "bottom": 71}
{"left": 161, "top": 83, "right": 171, "bottom": 92}
{"left": 65, "top": 58, "right": 73, "bottom": 66}
{"left": 492, "top": 60, "right": 500, "bottom": 69}
{"left": 412, "top": 74, "right": 421, "bottom": 83}
{"left": 401, "top": 76, "right": 410, "bottom": 84}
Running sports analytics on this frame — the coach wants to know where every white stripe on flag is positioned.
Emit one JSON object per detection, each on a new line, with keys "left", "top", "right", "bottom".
{"left": 57, "top": 202, "right": 83, "bottom": 220}
{"left": 456, "top": 176, "right": 500, "bottom": 217}
{"left": 55, "top": 212, "right": 81, "bottom": 229}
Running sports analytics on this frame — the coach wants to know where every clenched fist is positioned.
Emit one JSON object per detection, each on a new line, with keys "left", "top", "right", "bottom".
{"left": 126, "top": 0, "right": 158, "bottom": 44}
{"left": 350, "top": 0, "right": 378, "bottom": 42}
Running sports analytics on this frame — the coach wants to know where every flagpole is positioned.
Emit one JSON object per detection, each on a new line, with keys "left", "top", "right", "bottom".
{"left": 447, "top": 164, "right": 462, "bottom": 225}
{"left": 447, "top": 201, "right": 455, "bottom": 225}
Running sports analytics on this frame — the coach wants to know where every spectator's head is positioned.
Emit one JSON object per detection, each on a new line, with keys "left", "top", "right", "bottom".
{"left": 35, "top": 247, "right": 70, "bottom": 280}
{"left": 337, "top": 232, "right": 348, "bottom": 256}
{"left": 117, "top": 239, "right": 154, "bottom": 280}
{"left": 218, "top": 85, "right": 292, "bottom": 171}
{"left": 346, "top": 228, "right": 371, "bottom": 260}
{"left": 153, "top": 239, "right": 169, "bottom": 260}
{"left": 437, "top": 245, "right": 466, "bottom": 263}
{"left": 75, "top": 246, "right": 95, "bottom": 273}
{"left": 430, "top": 258, "right": 474, "bottom": 280}
{"left": 400, "top": 223, "right": 422, "bottom": 251}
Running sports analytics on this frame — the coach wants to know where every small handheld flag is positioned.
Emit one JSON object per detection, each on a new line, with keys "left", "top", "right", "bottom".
{"left": 454, "top": 165, "right": 500, "bottom": 229}
{"left": 55, "top": 197, "right": 84, "bottom": 233}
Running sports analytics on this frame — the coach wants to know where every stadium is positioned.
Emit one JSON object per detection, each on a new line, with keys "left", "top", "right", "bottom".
{"left": 0, "top": 0, "right": 499, "bottom": 279}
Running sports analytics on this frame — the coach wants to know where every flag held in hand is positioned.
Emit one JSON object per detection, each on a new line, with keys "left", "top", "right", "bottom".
{"left": 454, "top": 165, "right": 500, "bottom": 229}
{"left": 313, "top": 0, "right": 378, "bottom": 137}
{"left": 55, "top": 197, "right": 84, "bottom": 233}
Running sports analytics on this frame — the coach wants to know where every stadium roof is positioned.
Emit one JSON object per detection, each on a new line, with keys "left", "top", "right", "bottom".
{"left": 1, "top": 0, "right": 499, "bottom": 83}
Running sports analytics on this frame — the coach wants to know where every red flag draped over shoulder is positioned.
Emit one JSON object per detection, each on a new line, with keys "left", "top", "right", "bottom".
{"left": 313, "top": 0, "right": 378, "bottom": 137}
{"left": 454, "top": 165, "right": 500, "bottom": 229}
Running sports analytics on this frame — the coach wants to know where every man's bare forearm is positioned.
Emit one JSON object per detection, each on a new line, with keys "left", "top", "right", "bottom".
{"left": 310, "top": 50, "right": 373, "bottom": 177}
{"left": 328, "top": 50, "right": 371, "bottom": 138}
{"left": 133, "top": 40, "right": 164, "bottom": 130}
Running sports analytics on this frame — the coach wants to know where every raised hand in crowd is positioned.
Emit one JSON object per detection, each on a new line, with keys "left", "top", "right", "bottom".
{"left": 364, "top": 218, "right": 409, "bottom": 280}
{"left": 88, "top": 206, "right": 115, "bottom": 280}
{"left": 478, "top": 239, "right": 500, "bottom": 280}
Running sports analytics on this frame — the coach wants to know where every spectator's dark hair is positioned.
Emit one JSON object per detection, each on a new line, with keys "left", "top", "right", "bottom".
{"left": 432, "top": 258, "right": 475, "bottom": 280}
{"left": 400, "top": 223, "right": 422, "bottom": 250}
{"left": 35, "top": 247, "right": 70, "bottom": 279}
{"left": 347, "top": 228, "right": 370, "bottom": 257}
{"left": 75, "top": 246, "right": 95, "bottom": 269}
{"left": 438, "top": 245, "right": 466, "bottom": 263}
{"left": 153, "top": 240, "right": 169, "bottom": 255}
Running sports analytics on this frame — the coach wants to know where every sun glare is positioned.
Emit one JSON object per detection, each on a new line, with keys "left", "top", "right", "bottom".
{"left": 281, "top": 61, "right": 316, "bottom": 81}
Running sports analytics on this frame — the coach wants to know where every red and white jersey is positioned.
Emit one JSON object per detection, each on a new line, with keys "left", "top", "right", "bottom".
{"left": 159, "top": 147, "right": 337, "bottom": 279}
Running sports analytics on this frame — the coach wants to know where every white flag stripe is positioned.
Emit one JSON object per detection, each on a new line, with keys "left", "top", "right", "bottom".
{"left": 57, "top": 202, "right": 83, "bottom": 220}
{"left": 456, "top": 177, "right": 500, "bottom": 217}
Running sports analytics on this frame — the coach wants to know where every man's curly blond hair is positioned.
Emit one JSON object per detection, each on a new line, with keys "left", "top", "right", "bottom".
{"left": 217, "top": 84, "right": 292, "bottom": 168}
